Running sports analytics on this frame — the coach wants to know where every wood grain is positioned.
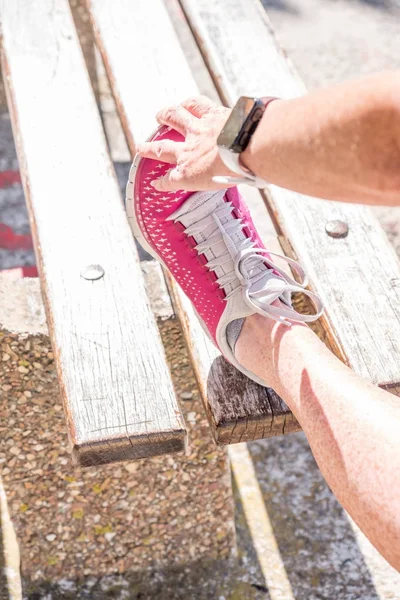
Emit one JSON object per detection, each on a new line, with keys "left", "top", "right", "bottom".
{"left": 170, "top": 280, "right": 300, "bottom": 444}
{"left": 87, "top": 0, "right": 299, "bottom": 444}
{"left": 179, "top": 0, "right": 400, "bottom": 389}
{"left": 0, "top": 0, "right": 186, "bottom": 466}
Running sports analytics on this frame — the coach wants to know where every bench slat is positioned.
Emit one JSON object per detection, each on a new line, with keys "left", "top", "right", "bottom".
{"left": 180, "top": 0, "right": 400, "bottom": 390}
{"left": 0, "top": 0, "right": 186, "bottom": 465}
{"left": 87, "top": 0, "right": 301, "bottom": 444}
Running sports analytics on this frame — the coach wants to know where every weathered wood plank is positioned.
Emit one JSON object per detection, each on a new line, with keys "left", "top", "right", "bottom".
{"left": 179, "top": 0, "right": 400, "bottom": 389}
{"left": 87, "top": 0, "right": 300, "bottom": 443}
{"left": 0, "top": 0, "right": 186, "bottom": 465}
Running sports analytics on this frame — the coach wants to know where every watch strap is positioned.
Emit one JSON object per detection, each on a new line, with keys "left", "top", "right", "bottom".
{"left": 216, "top": 96, "right": 278, "bottom": 188}
{"left": 215, "top": 148, "right": 269, "bottom": 188}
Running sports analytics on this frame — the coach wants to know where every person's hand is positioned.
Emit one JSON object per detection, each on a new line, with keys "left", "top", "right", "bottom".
{"left": 136, "top": 96, "right": 237, "bottom": 191}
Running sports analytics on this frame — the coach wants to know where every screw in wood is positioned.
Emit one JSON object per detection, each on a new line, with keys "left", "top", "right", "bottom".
{"left": 80, "top": 264, "right": 105, "bottom": 280}
{"left": 325, "top": 220, "right": 349, "bottom": 238}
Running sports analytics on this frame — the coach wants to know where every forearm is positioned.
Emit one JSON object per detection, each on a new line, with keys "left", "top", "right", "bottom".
{"left": 237, "top": 315, "right": 400, "bottom": 569}
{"left": 242, "top": 72, "right": 400, "bottom": 205}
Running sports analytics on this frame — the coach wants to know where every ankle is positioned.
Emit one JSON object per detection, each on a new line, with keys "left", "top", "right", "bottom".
{"left": 235, "top": 312, "right": 309, "bottom": 393}
{"left": 235, "top": 313, "right": 279, "bottom": 388}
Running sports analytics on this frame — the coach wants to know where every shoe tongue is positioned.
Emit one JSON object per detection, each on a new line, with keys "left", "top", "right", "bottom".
{"left": 249, "top": 270, "right": 286, "bottom": 295}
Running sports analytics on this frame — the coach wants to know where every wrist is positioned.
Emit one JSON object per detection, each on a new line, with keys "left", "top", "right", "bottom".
{"left": 240, "top": 98, "right": 284, "bottom": 177}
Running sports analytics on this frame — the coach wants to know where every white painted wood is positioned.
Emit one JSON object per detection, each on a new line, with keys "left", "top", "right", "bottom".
{"left": 87, "top": 0, "right": 295, "bottom": 442}
{"left": 94, "top": 48, "right": 130, "bottom": 163}
{"left": 0, "top": 0, "right": 186, "bottom": 465}
{"left": 88, "top": 0, "right": 198, "bottom": 153}
{"left": 179, "top": 0, "right": 400, "bottom": 388}
{"left": 142, "top": 261, "right": 174, "bottom": 321}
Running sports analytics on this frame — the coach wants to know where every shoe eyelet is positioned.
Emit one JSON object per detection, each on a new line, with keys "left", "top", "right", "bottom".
{"left": 173, "top": 222, "right": 185, "bottom": 233}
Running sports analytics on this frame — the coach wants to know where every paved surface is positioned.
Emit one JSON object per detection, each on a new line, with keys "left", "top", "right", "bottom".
{"left": 0, "top": 113, "right": 34, "bottom": 271}
{"left": 262, "top": 0, "right": 400, "bottom": 255}
{"left": 1, "top": 1, "right": 400, "bottom": 598}
{"left": 262, "top": 0, "right": 400, "bottom": 88}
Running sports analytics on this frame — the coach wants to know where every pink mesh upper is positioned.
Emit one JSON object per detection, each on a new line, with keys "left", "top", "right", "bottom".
{"left": 134, "top": 126, "right": 268, "bottom": 345}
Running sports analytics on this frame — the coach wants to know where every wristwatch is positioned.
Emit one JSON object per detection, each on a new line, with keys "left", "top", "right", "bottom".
{"left": 215, "top": 96, "right": 278, "bottom": 188}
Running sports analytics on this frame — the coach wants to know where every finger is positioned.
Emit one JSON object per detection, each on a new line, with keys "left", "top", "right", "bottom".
{"left": 150, "top": 168, "right": 184, "bottom": 192}
{"left": 156, "top": 105, "right": 197, "bottom": 135}
{"left": 181, "top": 95, "right": 217, "bottom": 118}
{"left": 136, "top": 139, "right": 182, "bottom": 164}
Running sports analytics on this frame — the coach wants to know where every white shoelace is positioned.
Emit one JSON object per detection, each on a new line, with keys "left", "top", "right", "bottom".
{"left": 171, "top": 190, "right": 323, "bottom": 325}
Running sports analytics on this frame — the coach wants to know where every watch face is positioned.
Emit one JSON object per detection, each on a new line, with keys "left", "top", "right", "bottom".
{"left": 218, "top": 96, "right": 262, "bottom": 152}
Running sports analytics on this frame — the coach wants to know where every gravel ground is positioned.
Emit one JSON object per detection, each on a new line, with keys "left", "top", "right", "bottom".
{"left": 1, "top": 305, "right": 258, "bottom": 599}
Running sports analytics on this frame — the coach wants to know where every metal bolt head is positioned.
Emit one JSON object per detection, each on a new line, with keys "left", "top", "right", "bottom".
{"left": 81, "top": 264, "right": 105, "bottom": 281}
{"left": 325, "top": 220, "right": 349, "bottom": 239}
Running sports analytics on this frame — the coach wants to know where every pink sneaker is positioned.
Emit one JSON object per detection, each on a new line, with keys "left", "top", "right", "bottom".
{"left": 126, "top": 126, "right": 323, "bottom": 387}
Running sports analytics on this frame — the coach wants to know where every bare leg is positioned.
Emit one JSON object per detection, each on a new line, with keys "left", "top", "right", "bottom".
{"left": 236, "top": 313, "right": 400, "bottom": 570}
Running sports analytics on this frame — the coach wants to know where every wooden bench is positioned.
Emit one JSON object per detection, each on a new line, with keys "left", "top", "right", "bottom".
{"left": 2, "top": 0, "right": 400, "bottom": 465}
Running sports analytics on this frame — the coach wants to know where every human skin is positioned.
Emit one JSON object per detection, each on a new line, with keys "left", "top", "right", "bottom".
{"left": 137, "top": 72, "right": 400, "bottom": 570}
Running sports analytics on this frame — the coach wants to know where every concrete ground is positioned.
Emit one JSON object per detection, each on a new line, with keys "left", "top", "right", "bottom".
{"left": 1, "top": 0, "right": 400, "bottom": 598}
{"left": 262, "top": 0, "right": 400, "bottom": 255}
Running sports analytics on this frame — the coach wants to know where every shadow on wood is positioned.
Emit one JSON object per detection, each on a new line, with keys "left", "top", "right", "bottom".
{"left": 207, "top": 356, "right": 300, "bottom": 445}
